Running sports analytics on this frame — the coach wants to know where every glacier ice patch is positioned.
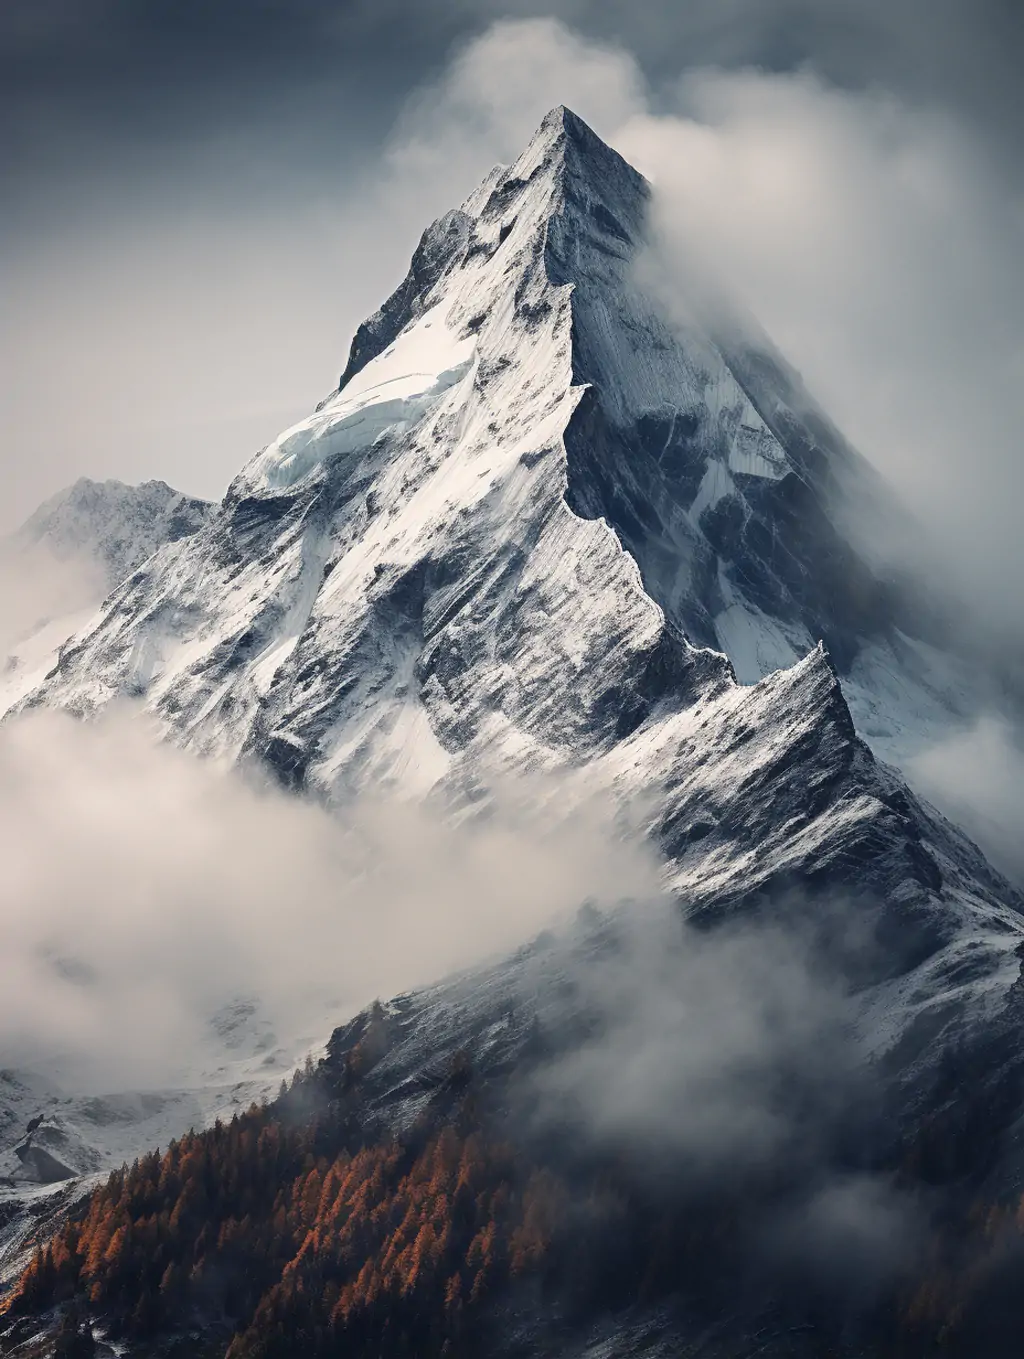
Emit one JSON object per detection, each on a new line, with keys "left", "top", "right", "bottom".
{"left": 248, "top": 303, "right": 478, "bottom": 491}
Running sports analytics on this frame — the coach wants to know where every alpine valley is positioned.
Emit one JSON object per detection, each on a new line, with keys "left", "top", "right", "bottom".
{"left": 3, "top": 109, "right": 1024, "bottom": 1357}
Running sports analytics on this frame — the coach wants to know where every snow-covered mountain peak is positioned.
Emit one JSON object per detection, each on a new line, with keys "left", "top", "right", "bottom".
{"left": 11, "top": 476, "right": 212, "bottom": 589}
{"left": 503, "top": 101, "right": 647, "bottom": 211}
{"left": 332, "top": 106, "right": 647, "bottom": 399}
{"left": 525, "top": 101, "right": 610, "bottom": 152}
{"left": 4, "top": 111, "right": 1024, "bottom": 1293}
{"left": 241, "top": 108, "right": 643, "bottom": 503}
{"left": 6, "top": 111, "right": 981, "bottom": 790}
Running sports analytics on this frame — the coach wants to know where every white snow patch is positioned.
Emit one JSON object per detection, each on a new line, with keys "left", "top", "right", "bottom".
{"left": 689, "top": 459, "right": 735, "bottom": 522}
{"left": 0, "top": 605, "right": 101, "bottom": 720}
{"left": 248, "top": 303, "right": 477, "bottom": 491}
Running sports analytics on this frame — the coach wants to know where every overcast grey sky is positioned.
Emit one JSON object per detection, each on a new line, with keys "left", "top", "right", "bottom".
{"left": 2, "top": 0, "right": 1022, "bottom": 555}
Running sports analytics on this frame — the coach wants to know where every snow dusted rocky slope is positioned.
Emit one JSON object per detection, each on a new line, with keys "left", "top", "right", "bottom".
{"left": 0, "top": 479, "right": 212, "bottom": 720}
{"left": 12, "top": 478, "right": 212, "bottom": 591}
{"left": 3, "top": 109, "right": 1024, "bottom": 1302}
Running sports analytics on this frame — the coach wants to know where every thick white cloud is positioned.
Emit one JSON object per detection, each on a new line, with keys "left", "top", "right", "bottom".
{"left": 0, "top": 542, "right": 104, "bottom": 657}
{"left": 909, "top": 714, "right": 1024, "bottom": 883}
{"left": 615, "top": 72, "right": 1024, "bottom": 640}
{"left": 0, "top": 706, "right": 660, "bottom": 1091}
{"left": 527, "top": 897, "right": 921, "bottom": 1287}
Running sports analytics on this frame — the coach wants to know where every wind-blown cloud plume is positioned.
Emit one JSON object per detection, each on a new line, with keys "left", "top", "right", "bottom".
{"left": 909, "top": 715, "right": 1024, "bottom": 884}
{"left": 0, "top": 543, "right": 104, "bottom": 659}
{"left": 615, "top": 72, "right": 1024, "bottom": 650}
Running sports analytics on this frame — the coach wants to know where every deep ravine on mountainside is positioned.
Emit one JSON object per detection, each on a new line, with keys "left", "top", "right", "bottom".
{"left": 2, "top": 108, "right": 1024, "bottom": 1357}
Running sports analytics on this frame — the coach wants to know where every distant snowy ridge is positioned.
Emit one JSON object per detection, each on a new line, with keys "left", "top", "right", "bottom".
{"left": 0, "top": 478, "right": 212, "bottom": 722}
{"left": 11, "top": 476, "right": 212, "bottom": 589}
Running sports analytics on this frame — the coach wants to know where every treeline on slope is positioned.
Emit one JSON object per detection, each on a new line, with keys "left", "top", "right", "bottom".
{"left": 6, "top": 1065, "right": 745, "bottom": 1356}
{"left": 2, "top": 1040, "right": 780, "bottom": 1356}
{"left": 9, "top": 1066, "right": 544, "bottom": 1356}
{"left": 10, "top": 1023, "right": 1024, "bottom": 1357}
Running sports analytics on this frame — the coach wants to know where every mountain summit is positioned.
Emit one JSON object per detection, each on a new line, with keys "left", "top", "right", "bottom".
{"left": 12, "top": 108, "right": 948, "bottom": 781}
{"left": 8, "top": 104, "right": 1021, "bottom": 1038}
{"left": 4, "top": 108, "right": 1024, "bottom": 1356}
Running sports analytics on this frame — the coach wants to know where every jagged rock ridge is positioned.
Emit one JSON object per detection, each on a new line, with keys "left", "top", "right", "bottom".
{"left": 2, "top": 108, "right": 1024, "bottom": 1314}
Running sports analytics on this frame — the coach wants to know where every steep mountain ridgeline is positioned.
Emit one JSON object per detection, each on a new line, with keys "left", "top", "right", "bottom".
{"left": 3, "top": 108, "right": 1024, "bottom": 1354}
{"left": 4, "top": 105, "right": 1022, "bottom": 1133}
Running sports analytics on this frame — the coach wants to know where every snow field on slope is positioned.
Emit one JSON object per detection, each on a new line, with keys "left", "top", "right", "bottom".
{"left": 246, "top": 303, "right": 478, "bottom": 492}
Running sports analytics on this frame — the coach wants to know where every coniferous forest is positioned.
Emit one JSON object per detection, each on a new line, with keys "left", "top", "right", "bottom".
{"left": 7, "top": 1010, "right": 1024, "bottom": 1359}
